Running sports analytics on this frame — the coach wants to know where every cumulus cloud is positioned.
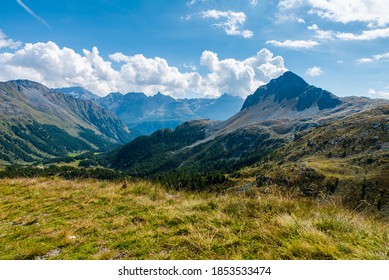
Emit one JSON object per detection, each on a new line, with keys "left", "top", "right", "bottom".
{"left": 306, "top": 66, "right": 323, "bottom": 76}
{"left": 0, "top": 40, "right": 287, "bottom": 98}
{"left": 357, "top": 52, "right": 389, "bottom": 63}
{"left": 0, "top": 30, "right": 22, "bottom": 49}
{"left": 201, "top": 10, "right": 253, "bottom": 38}
{"left": 266, "top": 39, "right": 319, "bottom": 48}
{"left": 200, "top": 49, "right": 287, "bottom": 96}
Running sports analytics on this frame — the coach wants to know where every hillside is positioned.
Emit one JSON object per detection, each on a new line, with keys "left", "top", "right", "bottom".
{"left": 214, "top": 72, "right": 387, "bottom": 137}
{"left": 1, "top": 177, "right": 388, "bottom": 260}
{"left": 241, "top": 105, "right": 389, "bottom": 216}
{"left": 0, "top": 80, "right": 133, "bottom": 164}
{"left": 54, "top": 87, "right": 100, "bottom": 100}
{"left": 104, "top": 72, "right": 387, "bottom": 177}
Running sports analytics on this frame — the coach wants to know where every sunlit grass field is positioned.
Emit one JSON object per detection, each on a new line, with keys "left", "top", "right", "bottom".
{"left": 0, "top": 177, "right": 388, "bottom": 260}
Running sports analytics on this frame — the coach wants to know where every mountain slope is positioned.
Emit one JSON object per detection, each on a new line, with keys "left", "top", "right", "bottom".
{"left": 54, "top": 87, "right": 100, "bottom": 100}
{"left": 0, "top": 80, "right": 132, "bottom": 164}
{"left": 246, "top": 105, "right": 389, "bottom": 216}
{"left": 104, "top": 71, "right": 388, "bottom": 178}
{"left": 214, "top": 71, "right": 386, "bottom": 137}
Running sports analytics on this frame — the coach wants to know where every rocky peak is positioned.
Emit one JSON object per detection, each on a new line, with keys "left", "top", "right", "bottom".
{"left": 241, "top": 71, "right": 342, "bottom": 111}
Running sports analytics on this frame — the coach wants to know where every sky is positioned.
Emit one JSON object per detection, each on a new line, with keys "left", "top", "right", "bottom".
{"left": 0, "top": 0, "right": 388, "bottom": 99}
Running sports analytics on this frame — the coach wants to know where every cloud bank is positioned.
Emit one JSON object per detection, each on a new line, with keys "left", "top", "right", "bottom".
{"left": 0, "top": 38, "right": 287, "bottom": 97}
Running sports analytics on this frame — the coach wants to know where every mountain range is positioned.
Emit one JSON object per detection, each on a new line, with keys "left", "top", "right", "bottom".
{"left": 55, "top": 87, "right": 244, "bottom": 135}
{"left": 105, "top": 71, "right": 388, "bottom": 175}
{"left": 0, "top": 80, "right": 132, "bottom": 164}
{"left": 1, "top": 71, "right": 387, "bottom": 172}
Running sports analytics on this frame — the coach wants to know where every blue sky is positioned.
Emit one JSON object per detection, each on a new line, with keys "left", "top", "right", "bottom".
{"left": 0, "top": 0, "right": 388, "bottom": 99}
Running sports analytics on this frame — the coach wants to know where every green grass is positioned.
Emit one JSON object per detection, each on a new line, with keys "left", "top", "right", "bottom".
{"left": 0, "top": 177, "right": 388, "bottom": 260}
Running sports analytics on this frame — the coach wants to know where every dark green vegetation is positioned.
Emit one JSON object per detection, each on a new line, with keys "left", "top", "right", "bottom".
{"left": 0, "top": 165, "right": 128, "bottom": 181}
{"left": 105, "top": 120, "right": 285, "bottom": 176}
{"left": 0, "top": 80, "right": 132, "bottom": 164}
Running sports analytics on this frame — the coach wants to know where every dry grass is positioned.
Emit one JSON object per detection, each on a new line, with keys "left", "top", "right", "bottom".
{"left": 0, "top": 177, "right": 388, "bottom": 260}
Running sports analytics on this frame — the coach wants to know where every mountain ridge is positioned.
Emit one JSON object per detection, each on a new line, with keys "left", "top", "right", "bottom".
{"left": 104, "top": 71, "right": 389, "bottom": 178}
{"left": 96, "top": 90, "right": 244, "bottom": 135}
{"left": 0, "top": 80, "right": 133, "bottom": 164}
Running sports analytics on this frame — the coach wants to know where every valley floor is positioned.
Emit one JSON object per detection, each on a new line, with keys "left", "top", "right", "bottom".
{"left": 0, "top": 177, "right": 388, "bottom": 260}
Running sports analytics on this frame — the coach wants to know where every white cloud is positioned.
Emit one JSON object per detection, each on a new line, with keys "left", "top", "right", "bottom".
{"left": 201, "top": 10, "right": 253, "bottom": 38}
{"left": 200, "top": 48, "right": 287, "bottom": 96}
{"left": 279, "top": 0, "right": 389, "bottom": 27}
{"left": 308, "top": 24, "right": 319, "bottom": 31}
{"left": 0, "top": 30, "right": 22, "bottom": 49}
{"left": 356, "top": 58, "right": 374, "bottom": 64}
{"left": 278, "top": 0, "right": 305, "bottom": 10}
{"left": 297, "top": 18, "right": 306, "bottom": 23}
{"left": 0, "top": 40, "right": 287, "bottom": 98}
{"left": 306, "top": 66, "right": 323, "bottom": 76}
{"left": 367, "top": 87, "right": 389, "bottom": 99}
{"left": 357, "top": 52, "right": 389, "bottom": 63}
{"left": 308, "top": 0, "right": 389, "bottom": 27}
{"left": 336, "top": 28, "right": 389, "bottom": 40}
{"left": 266, "top": 39, "right": 319, "bottom": 48}
{"left": 307, "top": 24, "right": 335, "bottom": 40}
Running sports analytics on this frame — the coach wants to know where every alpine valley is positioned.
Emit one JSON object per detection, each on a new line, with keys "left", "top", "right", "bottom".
{"left": 1, "top": 71, "right": 388, "bottom": 260}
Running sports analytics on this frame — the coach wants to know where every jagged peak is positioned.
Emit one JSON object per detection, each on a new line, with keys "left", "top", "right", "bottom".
{"left": 241, "top": 71, "right": 341, "bottom": 111}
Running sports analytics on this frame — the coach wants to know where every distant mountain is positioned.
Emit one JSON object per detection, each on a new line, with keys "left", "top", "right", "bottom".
{"left": 181, "top": 93, "right": 244, "bottom": 121}
{"left": 104, "top": 71, "right": 388, "bottom": 176}
{"left": 55, "top": 87, "right": 100, "bottom": 100}
{"left": 56, "top": 85, "right": 244, "bottom": 135}
{"left": 0, "top": 80, "right": 133, "bottom": 164}
{"left": 97, "top": 91, "right": 244, "bottom": 135}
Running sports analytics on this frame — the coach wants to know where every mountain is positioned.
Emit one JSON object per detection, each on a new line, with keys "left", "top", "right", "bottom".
{"left": 54, "top": 87, "right": 100, "bottom": 100}
{"left": 104, "top": 71, "right": 388, "bottom": 177}
{"left": 250, "top": 105, "right": 389, "bottom": 216}
{"left": 97, "top": 91, "right": 243, "bottom": 135}
{"left": 0, "top": 80, "right": 133, "bottom": 164}
{"left": 181, "top": 93, "right": 244, "bottom": 121}
{"left": 211, "top": 71, "right": 386, "bottom": 137}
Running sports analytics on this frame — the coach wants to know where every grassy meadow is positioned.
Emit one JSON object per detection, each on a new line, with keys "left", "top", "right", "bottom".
{"left": 0, "top": 177, "right": 388, "bottom": 260}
